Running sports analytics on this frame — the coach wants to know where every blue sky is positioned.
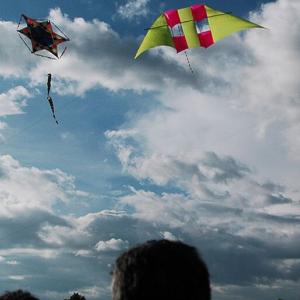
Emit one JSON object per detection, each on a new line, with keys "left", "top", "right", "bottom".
{"left": 0, "top": 0, "right": 300, "bottom": 299}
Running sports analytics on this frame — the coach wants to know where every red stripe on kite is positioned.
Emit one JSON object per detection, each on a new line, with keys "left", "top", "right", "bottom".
{"left": 164, "top": 9, "right": 181, "bottom": 28}
{"left": 173, "top": 36, "right": 188, "bottom": 52}
{"left": 198, "top": 31, "right": 214, "bottom": 48}
{"left": 191, "top": 4, "right": 207, "bottom": 21}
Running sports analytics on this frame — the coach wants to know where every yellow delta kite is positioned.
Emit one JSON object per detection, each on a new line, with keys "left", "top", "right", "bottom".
{"left": 135, "top": 4, "right": 263, "bottom": 58}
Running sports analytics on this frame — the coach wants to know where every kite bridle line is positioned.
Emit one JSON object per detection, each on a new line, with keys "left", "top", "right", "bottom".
{"left": 144, "top": 12, "right": 232, "bottom": 31}
{"left": 168, "top": 16, "right": 194, "bottom": 74}
{"left": 51, "top": 21, "right": 70, "bottom": 41}
{"left": 34, "top": 52, "right": 58, "bottom": 60}
{"left": 51, "top": 21, "right": 70, "bottom": 58}
{"left": 17, "top": 32, "right": 34, "bottom": 53}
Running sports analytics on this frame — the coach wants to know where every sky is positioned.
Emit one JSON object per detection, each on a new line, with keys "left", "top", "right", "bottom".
{"left": 0, "top": 0, "right": 299, "bottom": 299}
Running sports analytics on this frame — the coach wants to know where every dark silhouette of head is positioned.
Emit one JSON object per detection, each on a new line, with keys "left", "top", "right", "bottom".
{"left": 112, "top": 239, "right": 211, "bottom": 300}
{"left": 0, "top": 290, "right": 39, "bottom": 300}
{"left": 65, "top": 292, "right": 86, "bottom": 300}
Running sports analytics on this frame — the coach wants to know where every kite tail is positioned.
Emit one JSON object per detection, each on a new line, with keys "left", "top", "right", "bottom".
{"left": 53, "top": 114, "right": 59, "bottom": 125}
{"left": 47, "top": 74, "right": 52, "bottom": 96}
{"left": 47, "top": 96, "right": 59, "bottom": 125}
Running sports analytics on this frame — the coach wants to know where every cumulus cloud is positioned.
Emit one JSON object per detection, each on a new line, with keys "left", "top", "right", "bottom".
{"left": 117, "top": 0, "right": 150, "bottom": 20}
{"left": 95, "top": 238, "right": 129, "bottom": 252}
{"left": 0, "top": 86, "right": 32, "bottom": 139}
{"left": 0, "top": 154, "right": 88, "bottom": 216}
{"left": 0, "top": 21, "right": 36, "bottom": 77}
{"left": 0, "top": 154, "right": 90, "bottom": 265}
{"left": 0, "top": 1, "right": 299, "bottom": 299}
{"left": 160, "top": 231, "right": 178, "bottom": 241}
{"left": 0, "top": 86, "right": 31, "bottom": 117}
{"left": 7, "top": 203, "right": 299, "bottom": 300}
{"left": 103, "top": 1, "right": 300, "bottom": 298}
{"left": 105, "top": 0, "right": 300, "bottom": 187}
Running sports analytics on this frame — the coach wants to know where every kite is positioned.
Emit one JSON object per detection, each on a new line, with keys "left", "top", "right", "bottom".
{"left": 17, "top": 14, "right": 69, "bottom": 59}
{"left": 135, "top": 4, "right": 263, "bottom": 59}
{"left": 17, "top": 14, "right": 69, "bottom": 124}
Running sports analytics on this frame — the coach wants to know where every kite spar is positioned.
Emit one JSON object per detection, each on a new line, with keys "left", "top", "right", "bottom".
{"left": 17, "top": 14, "right": 70, "bottom": 124}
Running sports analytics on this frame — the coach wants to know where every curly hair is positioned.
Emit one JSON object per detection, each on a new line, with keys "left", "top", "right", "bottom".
{"left": 112, "top": 240, "right": 211, "bottom": 300}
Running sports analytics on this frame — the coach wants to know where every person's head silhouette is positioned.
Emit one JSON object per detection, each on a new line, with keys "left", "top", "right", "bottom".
{"left": 112, "top": 239, "right": 211, "bottom": 300}
{"left": 0, "top": 289, "right": 39, "bottom": 300}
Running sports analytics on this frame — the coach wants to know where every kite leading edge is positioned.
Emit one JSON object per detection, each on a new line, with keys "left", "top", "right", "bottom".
{"left": 135, "top": 4, "right": 263, "bottom": 59}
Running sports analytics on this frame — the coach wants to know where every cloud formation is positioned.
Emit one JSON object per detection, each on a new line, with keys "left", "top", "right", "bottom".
{"left": 103, "top": 1, "right": 300, "bottom": 298}
{"left": 0, "top": 154, "right": 87, "bottom": 216}
{"left": 117, "top": 0, "right": 150, "bottom": 20}
{"left": 0, "top": 86, "right": 32, "bottom": 139}
{"left": 95, "top": 238, "right": 129, "bottom": 252}
{"left": 0, "top": 1, "right": 299, "bottom": 299}
{"left": 1, "top": 169, "right": 299, "bottom": 300}
{"left": 0, "top": 86, "right": 31, "bottom": 117}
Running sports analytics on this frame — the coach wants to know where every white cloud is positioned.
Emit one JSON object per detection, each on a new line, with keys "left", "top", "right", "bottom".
{"left": 0, "top": 86, "right": 32, "bottom": 140}
{"left": 0, "top": 21, "right": 36, "bottom": 77}
{"left": 38, "top": 210, "right": 127, "bottom": 248}
{"left": 74, "top": 250, "right": 94, "bottom": 257}
{"left": 117, "top": 0, "right": 150, "bottom": 20}
{"left": 160, "top": 231, "right": 178, "bottom": 241}
{"left": 70, "top": 286, "right": 110, "bottom": 299}
{"left": 95, "top": 238, "right": 129, "bottom": 252}
{"left": 6, "top": 260, "right": 19, "bottom": 265}
{"left": 0, "top": 1, "right": 298, "bottom": 299}
{"left": 0, "top": 248, "right": 59, "bottom": 259}
{"left": 0, "top": 86, "right": 31, "bottom": 117}
{"left": 0, "top": 154, "right": 88, "bottom": 216}
{"left": 8, "top": 275, "right": 26, "bottom": 281}
{"left": 106, "top": 0, "right": 300, "bottom": 191}
{"left": 102, "top": 4, "right": 300, "bottom": 297}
